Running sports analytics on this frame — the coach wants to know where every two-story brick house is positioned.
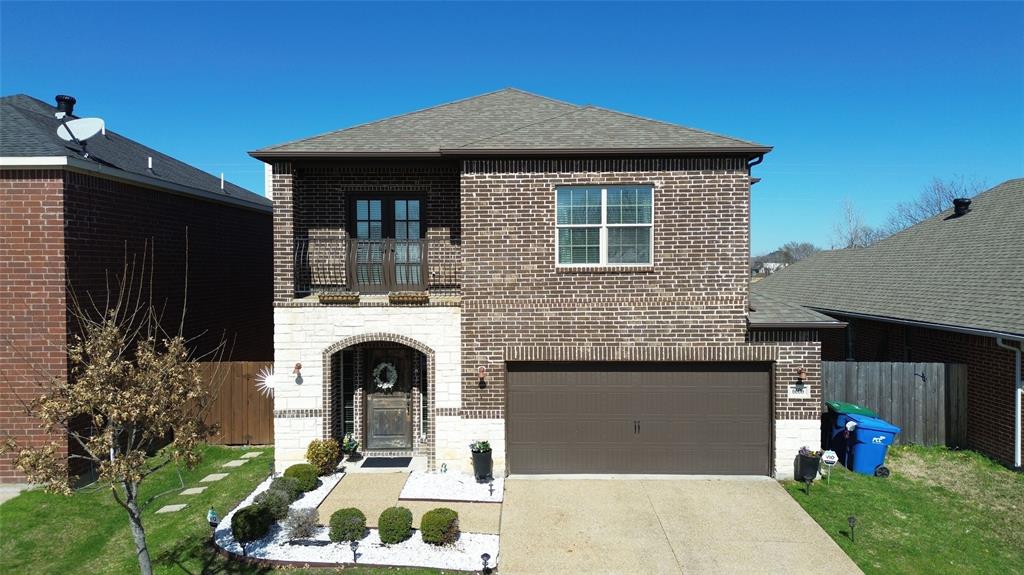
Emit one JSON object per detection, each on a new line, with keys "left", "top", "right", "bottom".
{"left": 253, "top": 88, "right": 827, "bottom": 479}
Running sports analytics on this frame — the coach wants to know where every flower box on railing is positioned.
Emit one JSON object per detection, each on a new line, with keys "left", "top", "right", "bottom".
{"left": 388, "top": 291, "right": 429, "bottom": 305}
{"left": 318, "top": 292, "right": 360, "bottom": 305}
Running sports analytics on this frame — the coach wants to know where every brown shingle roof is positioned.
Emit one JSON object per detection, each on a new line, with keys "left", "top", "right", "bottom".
{"left": 251, "top": 88, "right": 769, "bottom": 158}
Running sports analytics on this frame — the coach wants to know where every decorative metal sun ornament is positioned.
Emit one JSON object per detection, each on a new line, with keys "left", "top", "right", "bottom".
{"left": 254, "top": 365, "right": 276, "bottom": 397}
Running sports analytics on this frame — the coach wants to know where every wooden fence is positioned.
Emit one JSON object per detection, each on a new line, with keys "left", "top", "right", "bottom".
{"left": 199, "top": 361, "right": 274, "bottom": 445}
{"left": 822, "top": 361, "right": 968, "bottom": 447}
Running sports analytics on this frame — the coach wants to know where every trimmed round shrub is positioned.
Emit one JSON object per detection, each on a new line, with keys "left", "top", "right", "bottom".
{"left": 328, "top": 507, "right": 367, "bottom": 542}
{"left": 284, "top": 463, "right": 318, "bottom": 492}
{"left": 378, "top": 506, "right": 413, "bottom": 544}
{"left": 269, "top": 476, "right": 303, "bottom": 502}
{"left": 232, "top": 505, "right": 273, "bottom": 545}
{"left": 306, "top": 438, "right": 341, "bottom": 476}
{"left": 420, "top": 507, "right": 459, "bottom": 546}
{"left": 284, "top": 507, "right": 320, "bottom": 540}
{"left": 253, "top": 488, "right": 290, "bottom": 520}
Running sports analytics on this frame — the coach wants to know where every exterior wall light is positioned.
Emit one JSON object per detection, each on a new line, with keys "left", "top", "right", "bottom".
{"left": 293, "top": 362, "right": 303, "bottom": 385}
{"left": 795, "top": 367, "right": 807, "bottom": 392}
{"left": 477, "top": 365, "right": 487, "bottom": 389}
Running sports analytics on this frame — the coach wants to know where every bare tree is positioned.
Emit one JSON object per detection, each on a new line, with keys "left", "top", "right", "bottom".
{"left": 885, "top": 175, "right": 986, "bottom": 233}
{"left": 779, "top": 241, "right": 820, "bottom": 264}
{"left": 1, "top": 257, "right": 223, "bottom": 575}
{"left": 832, "top": 199, "right": 885, "bottom": 249}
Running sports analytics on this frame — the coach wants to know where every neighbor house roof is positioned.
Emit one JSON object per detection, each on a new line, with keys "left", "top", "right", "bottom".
{"left": 0, "top": 94, "right": 270, "bottom": 210}
{"left": 753, "top": 179, "right": 1024, "bottom": 338}
{"left": 250, "top": 88, "right": 770, "bottom": 159}
{"left": 748, "top": 292, "right": 845, "bottom": 328}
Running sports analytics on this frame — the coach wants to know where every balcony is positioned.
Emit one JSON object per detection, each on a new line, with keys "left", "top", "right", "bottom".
{"left": 294, "top": 237, "right": 460, "bottom": 297}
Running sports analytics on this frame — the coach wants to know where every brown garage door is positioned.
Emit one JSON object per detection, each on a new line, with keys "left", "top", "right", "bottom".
{"left": 506, "top": 362, "right": 771, "bottom": 475}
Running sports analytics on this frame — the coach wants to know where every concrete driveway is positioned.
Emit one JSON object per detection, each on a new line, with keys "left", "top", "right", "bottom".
{"left": 499, "top": 477, "right": 862, "bottom": 575}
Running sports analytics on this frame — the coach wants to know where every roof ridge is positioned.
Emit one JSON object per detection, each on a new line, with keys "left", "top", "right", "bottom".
{"left": 584, "top": 104, "right": 766, "bottom": 148}
{"left": 257, "top": 87, "right": 557, "bottom": 152}
{"left": 499, "top": 87, "right": 580, "bottom": 109}
{"left": 452, "top": 105, "right": 585, "bottom": 149}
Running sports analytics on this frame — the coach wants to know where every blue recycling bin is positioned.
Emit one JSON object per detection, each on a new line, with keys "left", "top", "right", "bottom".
{"left": 845, "top": 414, "right": 901, "bottom": 476}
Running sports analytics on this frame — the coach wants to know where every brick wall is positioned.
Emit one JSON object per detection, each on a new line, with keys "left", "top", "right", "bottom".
{"left": 63, "top": 170, "right": 273, "bottom": 360}
{"left": 1, "top": 167, "right": 273, "bottom": 483}
{"left": 0, "top": 170, "right": 67, "bottom": 483}
{"left": 822, "top": 315, "right": 1020, "bottom": 466}
{"left": 460, "top": 159, "right": 753, "bottom": 414}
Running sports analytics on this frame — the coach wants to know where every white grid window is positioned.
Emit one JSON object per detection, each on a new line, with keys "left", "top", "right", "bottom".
{"left": 556, "top": 185, "right": 653, "bottom": 266}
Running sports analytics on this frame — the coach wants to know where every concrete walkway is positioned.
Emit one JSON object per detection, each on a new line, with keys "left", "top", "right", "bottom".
{"left": 499, "top": 477, "right": 862, "bottom": 575}
{"left": 317, "top": 472, "right": 502, "bottom": 534}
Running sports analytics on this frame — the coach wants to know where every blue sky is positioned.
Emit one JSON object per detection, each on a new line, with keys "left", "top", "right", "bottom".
{"left": 2, "top": 1, "right": 1021, "bottom": 254}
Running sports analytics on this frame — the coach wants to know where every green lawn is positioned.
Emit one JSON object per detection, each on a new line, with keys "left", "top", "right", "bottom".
{"left": 785, "top": 445, "right": 1024, "bottom": 575}
{"left": 0, "top": 445, "right": 444, "bottom": 575}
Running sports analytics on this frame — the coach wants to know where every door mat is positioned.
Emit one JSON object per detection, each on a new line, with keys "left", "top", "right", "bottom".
{"left": 360, "top": 457, "right": 412, "bottom": 468}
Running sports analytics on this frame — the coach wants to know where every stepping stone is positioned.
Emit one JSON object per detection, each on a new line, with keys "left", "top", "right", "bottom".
{"left": 156, "top": 504, "right": 186, "bottom": 514}
{"left": 222, "top": 459, "right": 247, "bottom": 468}
{"left": 241, "top": 452, "right": 261, "bottom": 459}
{"left": 200, "top": 473, "right": 229, "bottom": 482}
{"left": 181, "top": 487, "right": 207, "bottom": 496}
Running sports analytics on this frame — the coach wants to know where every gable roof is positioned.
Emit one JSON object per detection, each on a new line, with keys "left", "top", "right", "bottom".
{"left": 251, "top": 88, "right": 770, "bottom": 159}
{"left": 753, "top": 179, "right": 1024, "bottom": 338}
{"left": 1, "top": 94, "right": 270, "bottom": 210}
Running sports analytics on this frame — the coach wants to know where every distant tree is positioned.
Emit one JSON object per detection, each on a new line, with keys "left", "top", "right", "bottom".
{"left": 779, "top": 241, "right": 820, "bottom": 264}
{"left": 885, "top": 175, "right": 986, "bottom": 233}
{"left": 832, "top": 199, "right": 885, "bottom": 249}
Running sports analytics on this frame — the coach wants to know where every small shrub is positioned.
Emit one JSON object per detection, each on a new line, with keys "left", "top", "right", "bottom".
{"left": 284, "top": 463, "right": 318, "bottom": 492}
{"left": 253, "top": 489, "right": 290, "bottom": 520}
{"left": 329, "top": 508, "right": 367, "bottom": 542}
{"left": 306, "top": 438, "right": 341, "bottom": 476}
{"left": 269, "top": 476, "right": 303, "bottom": 502}
{"left": 284, "top": 507, "right": 320, "bottom": 540}
{"left": 232, "top": 505, "right": 273, "bottom": 545}
{"left": 420, "top": 507, "right": 459, "bottom": 545}
{"left": 378, "top": 506, "right": 413, "bottom": 544}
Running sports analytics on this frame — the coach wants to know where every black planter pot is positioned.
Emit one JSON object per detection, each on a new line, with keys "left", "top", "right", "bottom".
{"left": 798, "top": 454, "right": 821, "bottom": 482}
{"left": 472, "top": 449, "right": 493, "bottom": 481}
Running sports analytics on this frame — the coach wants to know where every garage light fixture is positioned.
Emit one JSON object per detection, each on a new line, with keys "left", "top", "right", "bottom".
{"left": 794, "top": 367, "right": 807, "bottom": 393}
{"left": 293, "top": 362, "right": 303, "bottom": 385}
{"left": 477, "top": 365, "right": 487, "bottom": 389}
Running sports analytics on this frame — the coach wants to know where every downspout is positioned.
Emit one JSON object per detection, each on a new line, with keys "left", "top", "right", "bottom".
{"left": 996, "top": 337, "right": 1023, "bottom": 469}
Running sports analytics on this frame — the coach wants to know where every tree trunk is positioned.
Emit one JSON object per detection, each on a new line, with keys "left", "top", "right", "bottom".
{"left": 123, "top": 481, "right": 154, "bottom": 575}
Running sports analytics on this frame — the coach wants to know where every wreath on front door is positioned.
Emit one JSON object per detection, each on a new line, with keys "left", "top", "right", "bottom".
{"left": 373, "top": 362, "right": 398, "bottom": 391}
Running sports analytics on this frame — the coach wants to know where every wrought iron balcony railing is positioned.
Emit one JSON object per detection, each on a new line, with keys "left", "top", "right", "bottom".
{"left": 294, "top": 237, "right": 460, "bottom": 296}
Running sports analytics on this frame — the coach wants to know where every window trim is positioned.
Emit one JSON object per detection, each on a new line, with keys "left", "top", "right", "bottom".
{"left": 554, "top": 185, "right": 655, "bottom": 267}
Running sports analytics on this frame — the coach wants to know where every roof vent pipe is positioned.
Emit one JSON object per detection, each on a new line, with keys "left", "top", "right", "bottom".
{"left": 55, "top": 95, "right": 76, "bottom": 116}
{"left": 952, "top": 198, "right": 972, "bottom": 217}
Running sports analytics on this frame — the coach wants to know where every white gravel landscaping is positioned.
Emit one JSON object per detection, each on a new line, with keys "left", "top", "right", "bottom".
{"left": 400, "top": 471, "right": 504, "bottom": 503}
{"left": 214, "top": 470, "right": 500, "bottom": 571}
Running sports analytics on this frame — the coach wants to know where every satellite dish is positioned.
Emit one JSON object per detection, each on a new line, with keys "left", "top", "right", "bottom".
{"left": 57, "top": 117, "right": 105, "bottom": 143}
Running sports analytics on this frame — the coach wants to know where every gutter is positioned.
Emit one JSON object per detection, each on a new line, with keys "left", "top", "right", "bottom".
{"left": 1, "top": 156, "right": 272, "bottom": 214}
{"left": 748, "top": 322, "right": 847, "bottom": 329}
{"left": 996, "top": 338, "right": 1023, "bottom": 469}
{"left": 249, "top": 146, "right": 774, "bottom": 161}
{"left": 807, "top": 307, "right": 1024, "bottom": 343}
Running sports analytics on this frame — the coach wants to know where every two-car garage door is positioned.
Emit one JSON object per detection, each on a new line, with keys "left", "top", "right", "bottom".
{"left": 506, "top": 362, "right": 771, "bottom": 475}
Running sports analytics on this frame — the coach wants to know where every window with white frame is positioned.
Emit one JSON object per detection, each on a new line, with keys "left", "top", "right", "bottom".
{"left": 555, "top": 185, "right": 653, "bottom": 266}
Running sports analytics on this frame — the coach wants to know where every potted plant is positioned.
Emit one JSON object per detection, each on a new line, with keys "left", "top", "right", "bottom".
{"left": 341, "top": 433, "right": 361, "bottom": 462}
{"left": 470, "top": 440, "right": 492, "bottom": 481}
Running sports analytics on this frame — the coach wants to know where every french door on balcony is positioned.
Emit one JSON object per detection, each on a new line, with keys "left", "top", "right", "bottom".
{"left": 351, "top": 196, "right": 425, "bottom": 293}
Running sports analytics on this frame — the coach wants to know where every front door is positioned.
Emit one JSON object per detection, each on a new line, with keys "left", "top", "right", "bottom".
{"left": 365, "top": 347, "right": 413, "bottom": 449}
{"left": 351, "top": 197, "right": 425, "bottom": 293}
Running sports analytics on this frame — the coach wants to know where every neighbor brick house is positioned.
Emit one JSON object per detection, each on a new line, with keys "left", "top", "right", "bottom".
{"left": 0, "top": 94, "right": 274, "bottom": 484}
{"left": 755, "top": 179, "right": 1024, "bottom": 470}
{"left": 252, "top": 88, "right": 835, "bottom": 479}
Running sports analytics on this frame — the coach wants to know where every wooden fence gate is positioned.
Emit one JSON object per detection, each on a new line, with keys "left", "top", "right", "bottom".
{"left": 822, "top": 361, "right": 967, "bottom": 447}
{"left": 199, "top": 361, "right": 274, "bottom": 445}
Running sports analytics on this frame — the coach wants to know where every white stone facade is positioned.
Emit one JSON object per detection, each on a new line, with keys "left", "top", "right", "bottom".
{"left": 273, "top": 305, "right": 463, "bottom": 473}
{"left": 773, "top": 419, "right": 822, "bottom": 479}
{"left": 436, "top": 416, "right": 506, "bottom": 475}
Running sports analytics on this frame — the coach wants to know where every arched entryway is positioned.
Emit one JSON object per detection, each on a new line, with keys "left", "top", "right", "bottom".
{"left": 322, "top": 334, "right": 434, "bottom": 460}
